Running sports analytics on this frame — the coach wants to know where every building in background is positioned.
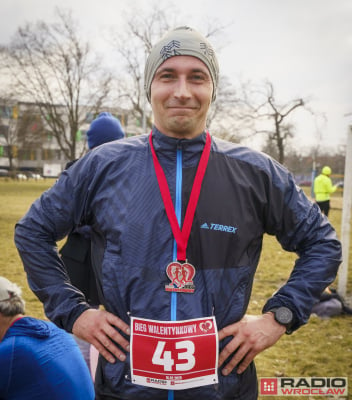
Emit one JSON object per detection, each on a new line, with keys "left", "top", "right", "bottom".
{"left": 0, "top": 100, "right": 142, "bottom": 177}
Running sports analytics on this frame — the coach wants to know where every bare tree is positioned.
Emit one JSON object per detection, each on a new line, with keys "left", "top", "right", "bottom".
{"left": 0, "top": 99, "right": 17, "bottom": 171}
{"left": 0, "top": 8, "right": 113, "bottom": 160}
{"left": 0, "top": 64, "right": 14, "bottom": 170}
{"left": 262, "top": 122, "right": 296, "bottom": 162}
{"left": 234, "top": 80, "right": 311, "bottom": 164}
{"left": 207, "top": 77, "right": 252, "bottom": 143}
{"left": 265, "top": 83, "right": 304, "bottom": 164}
{"left": 16, "top": 105, "right": 47, "bottom": 157}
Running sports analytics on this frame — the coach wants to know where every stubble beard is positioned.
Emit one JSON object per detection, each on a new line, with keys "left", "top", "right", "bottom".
{"left": 164, "top": 115, "right": 205, "bottom": 139}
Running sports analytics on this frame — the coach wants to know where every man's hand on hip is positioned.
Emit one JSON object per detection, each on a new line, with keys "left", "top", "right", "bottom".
{"left": 72, "top": 308, "right": 130, "bottom": 363}
{"left": 218, "top": 313, "right": 286, "bottom": 375}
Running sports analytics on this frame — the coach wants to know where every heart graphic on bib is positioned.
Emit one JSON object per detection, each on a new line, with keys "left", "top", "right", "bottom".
{"left": 199, "top": 320, "right": 213, "bottom": 333}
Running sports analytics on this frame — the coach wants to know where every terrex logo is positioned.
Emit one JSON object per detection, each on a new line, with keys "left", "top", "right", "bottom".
{"left": 200, "top": 222, "right": 237, "bottom": 234}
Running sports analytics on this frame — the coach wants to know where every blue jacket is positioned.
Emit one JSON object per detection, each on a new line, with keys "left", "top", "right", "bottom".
{"left": 15, "top": 128, "right": 341, "bottom": 399}
{"left": 0, "top": 317, "right": 94, "bottom": 399}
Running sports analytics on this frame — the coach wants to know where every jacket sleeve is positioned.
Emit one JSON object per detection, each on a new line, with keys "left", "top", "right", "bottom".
{"left": 327, "top": 178, "right": 338, "bottom": 195}
{"left": 14, "top": 159, "right": 93, "bottom": 332}
{"left": 261, "top": 163, "right": 342, "bottom": 332}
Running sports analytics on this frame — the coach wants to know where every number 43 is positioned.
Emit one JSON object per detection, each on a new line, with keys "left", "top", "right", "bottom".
{"left": 152, "top": 340, "right": 196, "bottom": 371}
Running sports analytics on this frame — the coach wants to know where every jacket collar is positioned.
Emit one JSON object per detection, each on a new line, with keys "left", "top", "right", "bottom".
{"left": 151, "top": 126, "right": 208, "bottom": 154}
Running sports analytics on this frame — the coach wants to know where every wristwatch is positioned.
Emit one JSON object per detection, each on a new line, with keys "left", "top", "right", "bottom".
{"left": 268, "top": 306, "right": 294, "bottom": 334}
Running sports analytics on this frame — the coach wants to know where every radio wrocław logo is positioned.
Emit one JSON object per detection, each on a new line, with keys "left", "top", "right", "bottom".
{"left": 260, "top": 377, "right": 348, "bottom": 397}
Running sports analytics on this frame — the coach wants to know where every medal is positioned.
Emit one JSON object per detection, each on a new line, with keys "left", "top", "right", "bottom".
{"left": 149, "top": 132, "right": 211, "bottom": 293}
{"left": 165, "top": 261, "right": 196, "bottom": 293}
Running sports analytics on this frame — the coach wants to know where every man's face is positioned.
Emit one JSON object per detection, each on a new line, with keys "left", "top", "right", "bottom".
{"left": 150, "top": 56, "right": 213, "bottom": 139}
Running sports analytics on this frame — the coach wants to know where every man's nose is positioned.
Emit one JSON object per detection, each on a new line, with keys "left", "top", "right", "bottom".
{"left": 174, "top": 77, "right": 191, "bottom": 99}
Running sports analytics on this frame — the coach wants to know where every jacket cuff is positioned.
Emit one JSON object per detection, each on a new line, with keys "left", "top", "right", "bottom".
{"left": 262, "top": 298, "right": 300, "bottom": 333}
{"left": 65, "top": 304, "right": 91, "bottom": 333}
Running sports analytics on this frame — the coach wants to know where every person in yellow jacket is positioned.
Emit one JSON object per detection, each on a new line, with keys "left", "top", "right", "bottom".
{"left": 313, "top": 166, "right": 338, "bottom": 217}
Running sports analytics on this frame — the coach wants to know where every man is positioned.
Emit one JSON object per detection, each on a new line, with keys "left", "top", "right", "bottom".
{"left": 313, "top": 165, "right": 338, "bottom": 217}
{"left": 0, "top": 276, "right": 94, "bottom": 400}
{"left": 15, "top": 27, "right": 341, "bottom": 400}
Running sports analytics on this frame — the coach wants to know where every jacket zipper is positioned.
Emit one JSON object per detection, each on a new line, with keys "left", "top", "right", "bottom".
{"left": 168, "top": 146, "right": 182, "bottom": 400}
{"left": 170, "top": 146, "right": 183, "bottom": 322}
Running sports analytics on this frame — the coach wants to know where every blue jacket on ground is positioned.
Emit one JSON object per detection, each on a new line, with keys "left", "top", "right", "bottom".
{"left": 14, "top": 128, "right": 342, "bottom": 399}
{"left": 0, "top": 317, "right": 94, "bottom": 399}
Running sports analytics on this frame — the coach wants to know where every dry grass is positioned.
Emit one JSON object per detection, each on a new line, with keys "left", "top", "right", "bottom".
{"left": 0, "top": 179, "right": 57, "bottom": 318}
{"left": 0, "top": 180, "right": 351, "bottom": 398}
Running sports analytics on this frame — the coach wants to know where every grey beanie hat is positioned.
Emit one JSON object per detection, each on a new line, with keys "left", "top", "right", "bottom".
{"left": 144, "top": 26, "right": 219, "bottom": 103}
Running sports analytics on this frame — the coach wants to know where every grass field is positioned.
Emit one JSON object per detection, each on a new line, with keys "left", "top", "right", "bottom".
{"left": 0, "top": 179, "right": 351, "bottom": 399}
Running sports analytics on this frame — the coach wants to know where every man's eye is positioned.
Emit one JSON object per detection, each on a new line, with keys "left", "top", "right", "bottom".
{"left": 160, "top": 73, "right": 174, "bottom": 79}
{"left": 191, "top": 74, "right": 205, "bottom": 81}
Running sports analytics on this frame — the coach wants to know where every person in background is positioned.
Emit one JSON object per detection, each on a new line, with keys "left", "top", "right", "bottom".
{"left": 313, "top": 165, "right": 338, "bottom": 217}
{"left": 60, "top": 112, "right": 125, "bottom": 308}
{"left": 0, "top": 276, "right": 94, "bottom": 400}
{"left": 65, "top": 111, "right": 125, "bottom": 170}
{"left": 15, "top": 27, "right": 341, "bottom": 400}
{"left": 60, "top": 112, "right": 125, "bottom": 373}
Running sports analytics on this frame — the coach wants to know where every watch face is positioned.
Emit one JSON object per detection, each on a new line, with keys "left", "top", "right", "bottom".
{"left": 276, "top": 307, "right": 293, "bottom": 325}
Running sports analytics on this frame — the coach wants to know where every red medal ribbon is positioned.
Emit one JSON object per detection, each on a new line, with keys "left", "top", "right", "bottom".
{"left": 149, "top": 131, "right": 211, "bottom": 261}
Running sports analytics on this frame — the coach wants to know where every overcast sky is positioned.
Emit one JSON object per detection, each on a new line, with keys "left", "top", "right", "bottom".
{"left": 1, "top": 0, "right": 351, "bottom": 152}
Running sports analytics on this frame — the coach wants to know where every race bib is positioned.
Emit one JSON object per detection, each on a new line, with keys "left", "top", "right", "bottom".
{"left": 130, "top": 316, "right": 218, "bottom": 390}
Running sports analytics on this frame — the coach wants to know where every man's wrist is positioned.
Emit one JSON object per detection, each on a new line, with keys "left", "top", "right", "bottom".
{"left": 266, "top": 306, "right": 294, "bottom": 335}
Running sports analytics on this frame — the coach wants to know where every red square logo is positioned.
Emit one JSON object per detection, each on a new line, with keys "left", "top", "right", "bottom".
{"left": 260, "top": 378, "right": 278, "bottom": 395}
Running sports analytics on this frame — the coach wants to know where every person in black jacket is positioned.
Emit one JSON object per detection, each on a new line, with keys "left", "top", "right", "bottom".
{"left": 60, "top": 112, "right": 125, "bottom": 306}
{"left": 60, "top": 112, "right": 124, "bottom": 369}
